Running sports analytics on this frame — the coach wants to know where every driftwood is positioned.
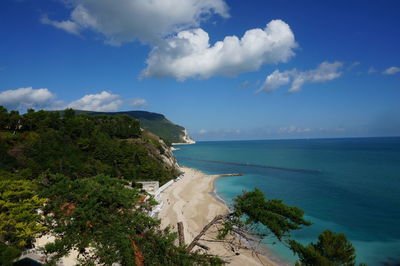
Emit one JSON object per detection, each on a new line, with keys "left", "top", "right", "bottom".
{"left": 177, "top": 222, "right": 185, "bottom": 246}
{"left": 195, "top": 243, "right": 210, "bottom": 250}
{"left": 186, "top": 214, "right": 227, "bottom": 252}
{"left": 186, "top": 213, "right": 267, "bottom": 265}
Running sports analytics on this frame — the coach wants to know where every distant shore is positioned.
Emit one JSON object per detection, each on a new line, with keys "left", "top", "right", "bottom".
{"left": 171, "top": 142, "right": 196, "bottom": 145}
{"left": 158, "top": 167, "right": 283, "bottom": 265}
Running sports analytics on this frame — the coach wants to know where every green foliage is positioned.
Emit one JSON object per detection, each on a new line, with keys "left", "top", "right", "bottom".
{"left": 0, "top": 107, "right": 177, "bottom": 183}
{"left": 0, "top": 180, "right": 46, "bottom": 248}
{"left": 77, "top": 110, "right": 187, "bottom": 144}
{"left": 0, "top": 243, "right": 22, "bottom": 266}
{"left": 290, "top": 230, "right": 357, "bottom": 266}
{"left": 229, "top": 188, "right": 311, "bottom": 241}
{"left": 40, "top": 174, "right": 152, "bottom": 264}
{"left": 138, "top": 116, "right": 185, "bottom": 144}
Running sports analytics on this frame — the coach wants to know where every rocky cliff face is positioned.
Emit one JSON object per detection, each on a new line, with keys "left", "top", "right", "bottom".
{"left": 159, "top": 139, "right": 180, "bottom": 169}
{"left": 140, "top": 130, "right": 181, "bottom": 176}
{"left": 177, "top": 129, "right": 195, "bottom": 144}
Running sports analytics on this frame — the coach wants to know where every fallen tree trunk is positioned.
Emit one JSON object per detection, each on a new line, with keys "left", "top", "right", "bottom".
{"left": 186, "top": 214, "right": 228, "bottom": 252}
{"left": 195, "top": 243, "right": 210, "bottom": 250}
{"left": 177, "top": 222, "right": 185, "bottom": 246}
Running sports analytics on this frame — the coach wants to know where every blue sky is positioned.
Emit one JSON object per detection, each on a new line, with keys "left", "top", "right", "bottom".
{"left": 0, "top": 0, "right": 399, "bottom": 140}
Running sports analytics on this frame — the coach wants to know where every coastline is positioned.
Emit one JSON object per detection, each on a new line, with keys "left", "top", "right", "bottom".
{"left": 157, "top": 167, "right": 284, "bottom": 265}
{"left": 171, "top": 142, "right": 196, "bottom": 146}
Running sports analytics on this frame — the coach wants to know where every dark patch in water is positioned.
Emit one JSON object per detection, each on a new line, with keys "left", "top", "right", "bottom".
{"left": 179, "top": 157, "right": 321, "bottom": 174}
{"left": 381, "top": 257, "right": 400, "bottom": 266}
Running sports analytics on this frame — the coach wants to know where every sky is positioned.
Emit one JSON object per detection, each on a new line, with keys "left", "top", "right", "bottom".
{"left": 0, "top": 0, "right": 399, "bottom": 141}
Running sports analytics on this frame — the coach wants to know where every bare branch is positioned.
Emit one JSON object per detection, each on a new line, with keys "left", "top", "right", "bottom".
{"left": 186, "top": 214, "right": 228, "bottom": 252}
{"left": 195, "top": 243, "right": 210, "bottom": 250}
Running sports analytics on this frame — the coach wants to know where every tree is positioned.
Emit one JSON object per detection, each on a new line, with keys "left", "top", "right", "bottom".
{"left": 0, "top": 243, "right": 21, "bottom": 266}
{"left": 187, "top": 188, "right": 311, "bottom": 254}
{"left": 40, "top": 174, "right": 221, "bottom": 265}
{"left": 0, "top": 106, "right": 9, "bottom": 130}
{"left": 0, "top": 180, "right": 46, "bottom": 265}
{"left": 290, "top": 230, "right": 357, "bottom": 266}
{"left": 0, "top": 180, "right": 46, "bottom": 248}
{"left": 8, "top": 110, "right": 21, "bottom": 134}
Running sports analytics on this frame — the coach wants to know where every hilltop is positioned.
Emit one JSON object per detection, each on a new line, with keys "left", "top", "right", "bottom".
{"left": 74, "top": 110, "right": 195, "bottom": 145}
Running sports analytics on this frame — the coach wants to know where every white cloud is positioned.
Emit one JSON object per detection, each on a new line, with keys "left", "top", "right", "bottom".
{"left": 199, "top": 129, "right": 208, "bottom": 134}
{"left": 141, "top": 20, "right": 297, "bottom": 80}
{"left": 68, "top": 91, "right": 123, "bottom": 111}
{"left": 258, "top": 61, "right": 343, "bottom": 93}
{"left": 278, "top": 126, "right": 311, "bottom": 133}
{"left": 0, "top": 88, "right": 153, "bottom": 112}
{"left": 383, "top": 66, "right": 400, "bottom": 75}
{"left": 42, "top": 2, "right": 300, "bottom": 80}
{"left": 258, "top": 70, "right": 291, "bottom": 93}
{"left": 0, "top": 87, "right": 55, "bottom": 110}
{"left": 129, "top": 98, "right": 148, "bottom": 108}
{"left": 41, "top": 16, "right": 81, "bottom": 36}
{"left": 46, "top": 0, "right": 229, "bottom": 45}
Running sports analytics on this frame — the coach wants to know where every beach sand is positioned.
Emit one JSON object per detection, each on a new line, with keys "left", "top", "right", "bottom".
{"left": 158, "top": 167, "right": 282, "bottom": 266}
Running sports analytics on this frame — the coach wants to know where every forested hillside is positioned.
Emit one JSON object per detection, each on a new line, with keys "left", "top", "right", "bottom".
{"left": 77, "top": 110, "right": 192, "bottom": 144}
{"left": 0, "top": 107, "right": 178, "bottom": 183}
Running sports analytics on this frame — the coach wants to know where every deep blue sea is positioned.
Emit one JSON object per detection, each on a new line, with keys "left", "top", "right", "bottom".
{"left": 173, "top": 137, "right": 400, "bottom": 266}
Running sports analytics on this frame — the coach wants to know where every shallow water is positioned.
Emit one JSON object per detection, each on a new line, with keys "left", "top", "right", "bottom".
{"left": 174, "top": 137, "right": 400, "bottom": 265}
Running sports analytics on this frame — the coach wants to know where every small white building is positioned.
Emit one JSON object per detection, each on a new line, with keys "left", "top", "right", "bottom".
{"left": 137, "top": 181, "right": 159, "bottom": 195}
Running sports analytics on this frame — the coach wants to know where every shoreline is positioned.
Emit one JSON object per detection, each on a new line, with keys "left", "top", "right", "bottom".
{"left": 208, "top": 173, "right": 289, "bottom": 266}
{"left": 157, "top": 167, "right": 285, "bottom": 265}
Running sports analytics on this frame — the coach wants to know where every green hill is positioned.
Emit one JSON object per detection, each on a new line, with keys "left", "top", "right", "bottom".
{"left": 77, "top": 110, "right": 193, "bottom": 145}
{"left": 0, "top": 108, "right": 180, "bottom": 184}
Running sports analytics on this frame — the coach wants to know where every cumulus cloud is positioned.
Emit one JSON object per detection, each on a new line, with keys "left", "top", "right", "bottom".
{"left": 258, "top": 61, "right": 343, "bottom": 93}
{"left": 129, "top": 98, "right": 148, "bottom": 108}
{"left": 44, "top": 0, "right": 228, "bottom": 45}
{"left": 141, "top": 20, "right": 297, "bottom": 80}
{"left": 0, "top": 87, "right": 56, "bottom": 110}
{"left": 383, "top": 66, "right": 400, "bottom": 75}
{"left": 41, "top": 15, "right": 81, "bottom": 35}
{"left": 42, "top": 2, "right": 300, "bottom": 79}
{"left": 68, "top": 91, "right": 122, "bottom": 111}
{"left": 0, "top": 87, "right": 151, "bottom": 112}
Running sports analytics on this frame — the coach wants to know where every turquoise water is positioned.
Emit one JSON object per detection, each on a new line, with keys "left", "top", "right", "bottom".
{"left": 173, "top": 138, "right": 400, "bottom": 266}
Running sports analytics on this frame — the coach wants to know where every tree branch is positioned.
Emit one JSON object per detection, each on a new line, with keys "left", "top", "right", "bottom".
{"left": 186, "top": 214, "right": 228, "bottom": 252}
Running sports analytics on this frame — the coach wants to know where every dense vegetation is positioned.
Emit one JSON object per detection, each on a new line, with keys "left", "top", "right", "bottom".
{"left": 77, "top": 110, "right": 188, "bottom": 144}
{"left": 0, "top": 107, "right": 178, "bottom": 183}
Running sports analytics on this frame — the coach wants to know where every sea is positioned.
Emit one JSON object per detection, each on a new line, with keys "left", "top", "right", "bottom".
{"left": 173, "top": 137, "right": 400, "bottom": 266}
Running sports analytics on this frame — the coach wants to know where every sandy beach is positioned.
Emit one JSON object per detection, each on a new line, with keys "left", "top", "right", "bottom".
{"left": 158, "top": 167, "right": 282, "bottom": 266}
